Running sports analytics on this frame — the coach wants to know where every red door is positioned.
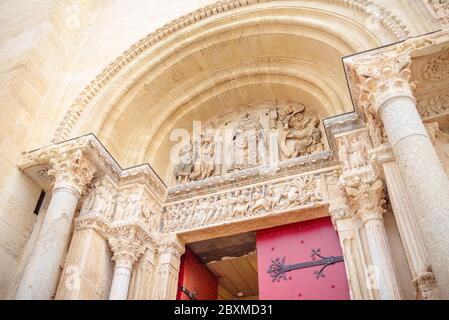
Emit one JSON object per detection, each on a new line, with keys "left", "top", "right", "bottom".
{"left": 257, "top": 217, "right": 350, "bottom": 300}
{"left": 177, "top": 247, "right": 218, "bottom": 300}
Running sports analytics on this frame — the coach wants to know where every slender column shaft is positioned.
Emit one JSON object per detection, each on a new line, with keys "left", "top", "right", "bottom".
{"left": 16, "top": 185, "right": 80, "bottom": 299}
{"left": 380, "top": 97, "right": 449, "bottom": 298}
{"left": 383, "top": 161, "right": 439, "bottom": 299}
{"left": 109, "top": 263, "right": 132, "bottom": 300}
{"left": 361, "top": 215, "right": 401, "bottom": 300}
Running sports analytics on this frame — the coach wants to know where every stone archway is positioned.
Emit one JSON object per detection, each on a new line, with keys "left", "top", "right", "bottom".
{"left": 45, "top": 0, "right": 409, "bottom": 186}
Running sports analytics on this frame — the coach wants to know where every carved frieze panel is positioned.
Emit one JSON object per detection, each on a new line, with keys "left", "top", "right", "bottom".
{"left": 78, "top": 176, "right": 161, "bottom": 234}
{"left": 163, "top": 173, "right": 324, "bottom": 233}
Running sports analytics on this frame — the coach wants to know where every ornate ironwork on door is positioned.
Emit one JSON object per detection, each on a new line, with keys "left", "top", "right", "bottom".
{"left": 267, "top": 248, "right": 344, "bottom": 282}
{"left": 178, "top": 286, "right": 198, "bottom": 300}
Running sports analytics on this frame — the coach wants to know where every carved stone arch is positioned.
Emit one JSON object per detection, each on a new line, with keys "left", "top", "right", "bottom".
{"left": 47, "top": 0, "right": 411, "bottom": 184}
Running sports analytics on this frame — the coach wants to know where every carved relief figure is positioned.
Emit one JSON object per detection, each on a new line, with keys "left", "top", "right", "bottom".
{"left": 338, "top": 135, "right": 371, "bottom": 171}
{"left": 174, "top": 132, "right": 217, "bottom": 184}
{"left": 271, "top": 100, "right": 324, "bottom": 159}
{"left": 349, "top": 136, "right": 369, "bottom": 169}
{"left": 190, "top": 132, "right": 216, "bottom": 181}
{"left": 228, "top": 113, "right": 267, "bottom": 172}
{"left": 114, "top": 187, "right": 145, "bottom": 222}
{"left": 174, "top": 141, "right": 193, "bottom": 184}
{"left": 81, "top": 179, "right": 115, "bottom": 219}
{"left": 363, "top": 102, "right": 387, "bottom": 148}
{"left": 250, "top": 187, "right": 268, "bottom": 215}
{"left": 231, "top": 190, "right": 250, "bottom": 218}
{"left": 265, "top": 185, "right": 282, "bottom": 211}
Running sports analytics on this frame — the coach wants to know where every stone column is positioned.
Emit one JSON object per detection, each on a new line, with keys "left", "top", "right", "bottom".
{"left": 327, "top": 173, "right": 371, "bottom": 300}
{"left": 342, "top": 170, "right": 401, "bottom": 300}
{"left": 336, "top": 131, "right": 401, "bottom": 300}
{"left": 349, "top": 39, "right": 449, "bottom": 298}
{"left": 55, "top": 226, "right": 112, "bottom": 300}
{"left": 108, "top": 227, "right": 146, "bottom": 300}
{"left": 16, "top": 150, "right": 95, "bottom": 300}
{"left": 382, "top": 161, "right": 439, "bottom": 299}
{"left": 152, "top": 235, "right": 185, "bottom": 300}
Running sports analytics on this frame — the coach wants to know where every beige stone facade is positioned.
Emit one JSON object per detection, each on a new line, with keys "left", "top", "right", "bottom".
{"left": 1, "top": 0, "right": 449, "bottom": 300}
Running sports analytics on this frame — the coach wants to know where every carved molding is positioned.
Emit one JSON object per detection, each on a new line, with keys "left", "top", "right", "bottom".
{"left": 425, "top": 0, "right": 449, "bottom": 26}
{"left": 169, "top": 150, "right": 335, "bottom": 200}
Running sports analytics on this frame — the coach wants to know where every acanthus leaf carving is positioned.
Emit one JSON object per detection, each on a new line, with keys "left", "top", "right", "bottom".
{"left": 348, "top": 37, "right": 434, "bottom": 116}
{"left": 107, "top": 226, "right": 147, "bottom": 269}
{"left": 48, "top": 150, "right": 96, "bottom": 194}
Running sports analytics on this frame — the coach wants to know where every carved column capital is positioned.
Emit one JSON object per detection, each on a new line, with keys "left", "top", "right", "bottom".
{"left": 348, "top": 38, "right": 434, "bottom": 115}
{"left": 108, "top": 227, "right": 146, "bottom": 269}
{"left": 48, "top": 149, "right": 96, "bottom": 195}
{"left": 414, "top": 271, "right": 439, "bottom": 300}
{"left": 158, "top": 237, "right": 185, "bottom": 259}
{"left": 325, "top": 172, "right": 351, "bottom": 227}
{"left": 344, "top": 177, "right": 386, "bottom": 224}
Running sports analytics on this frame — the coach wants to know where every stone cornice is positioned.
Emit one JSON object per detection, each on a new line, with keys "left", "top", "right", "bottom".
{"left": 51, "top": 0, "right": 409, "bottom": 144}
{"left": 19, "top": 134, "right": 167, "bottom": 202}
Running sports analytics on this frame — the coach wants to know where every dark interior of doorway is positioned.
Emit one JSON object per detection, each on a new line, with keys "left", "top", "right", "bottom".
{"left": 180, "top": 231, "right": 259, "bottom": 300}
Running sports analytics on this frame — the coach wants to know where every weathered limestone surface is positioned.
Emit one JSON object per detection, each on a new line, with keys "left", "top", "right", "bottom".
{"left": 0, "top": 0, "right": 448, "bottom": 300}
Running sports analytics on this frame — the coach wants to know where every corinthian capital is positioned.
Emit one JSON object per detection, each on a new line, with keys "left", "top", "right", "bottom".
{"left": 348, "top": 37, "right": 434, "bottom": 115}
{"left": 158, "top": 235, "right": 185, "bottom": 260}
{"left": 108, "top": 226, "right": 146, "bottom": 269}
{"left": 48, "top": 150, "right": 96, "bottom": 194}
{"left": 344, "top": 175, "right": 386, "bottom": 224}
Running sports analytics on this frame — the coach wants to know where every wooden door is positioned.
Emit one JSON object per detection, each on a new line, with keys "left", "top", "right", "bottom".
{"left": 177, "top": 247, "right": 218, "bottom": 300}
{"left": 257, "top": 217, "right": 350, "bottom": 300}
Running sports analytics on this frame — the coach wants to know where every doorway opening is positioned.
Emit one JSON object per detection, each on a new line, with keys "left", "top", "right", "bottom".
{"left": 177, "top": 217, "right": 350, "bottom": 300}
{"left": 178, "top": 231, "right": 259, "bottom": 300}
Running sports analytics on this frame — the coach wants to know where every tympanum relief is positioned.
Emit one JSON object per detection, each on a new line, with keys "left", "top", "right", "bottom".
{"left": 172, "top": 100, "right": 325, "bottom": 185}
